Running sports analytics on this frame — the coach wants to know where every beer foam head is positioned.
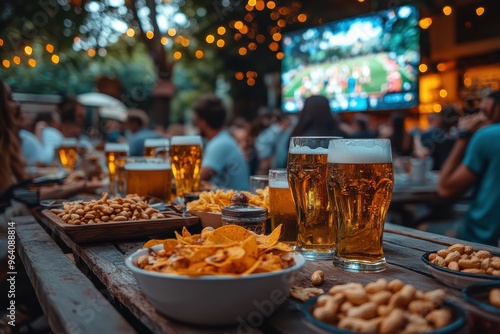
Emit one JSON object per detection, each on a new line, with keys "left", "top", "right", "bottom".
{"left": 144, "top": 138, "right": 169, "bottom": 147}
{"left": 288, "top": 146, "right": 328, "bottom": 155}
{"left": 171, "top": 135, "right": 202, "bottom": 146}
{"left": 125, "top": 162, "right": 171, "bottom": 170}
{"left": 328, "top": 139, "right": 392, "bottom": 163}
{"left": 105, "top": 143, "right": 129, "bottom": 152}
{"left": 269, "top": 179, "right": 289, "bottom": 189}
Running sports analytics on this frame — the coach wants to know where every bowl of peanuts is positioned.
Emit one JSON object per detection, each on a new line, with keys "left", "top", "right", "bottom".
{"left": 422, "top": 243, "right": 500, "bottom": 290}
{"left": 302, "top": 279, "right": 466, "bottom": 333}
{"left": 461, "top": 282, "right": 500, "bottom": 334}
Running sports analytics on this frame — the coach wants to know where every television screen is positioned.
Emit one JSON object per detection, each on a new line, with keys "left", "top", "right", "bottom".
{"left": 281, "top": 5, "right": 420, "bottom": 113}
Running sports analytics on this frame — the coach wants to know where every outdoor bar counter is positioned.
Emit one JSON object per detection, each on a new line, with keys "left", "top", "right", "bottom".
{"left": 13, "top": 209, "right": 500, "bottom": 334}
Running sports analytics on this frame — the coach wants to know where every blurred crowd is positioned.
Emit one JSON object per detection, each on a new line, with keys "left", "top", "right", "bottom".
{"left": 2, "top": 78, "right": 500, "bottom": 246}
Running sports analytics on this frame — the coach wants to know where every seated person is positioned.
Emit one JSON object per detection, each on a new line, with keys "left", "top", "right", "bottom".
{"left": 124, "top": 109, "right": 162, "bottom": 156}
{"left": 192, "top": 94, "right": 249, "bottom": 191}
{"left": 438, "top": 91, "right": 500, "bottom": 246}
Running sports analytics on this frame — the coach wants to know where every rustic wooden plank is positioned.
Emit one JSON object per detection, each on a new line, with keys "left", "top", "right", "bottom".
{"left": 385, "top": 223, "right": 500, "bottom": 252}
{"left": 14, "top": 216, "right": 136, "bottom": 334}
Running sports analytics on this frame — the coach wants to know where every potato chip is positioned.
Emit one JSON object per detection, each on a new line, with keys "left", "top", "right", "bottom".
{"left": 186, "top": 188, "right": 270, "bottom": 213}
{"left": 137, "top": 223, "right": 294, "bottom": 276}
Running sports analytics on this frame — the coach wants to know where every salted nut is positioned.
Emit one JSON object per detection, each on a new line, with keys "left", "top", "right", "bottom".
{"left": 311, "top": 270, "right": 325, "bottom": 286}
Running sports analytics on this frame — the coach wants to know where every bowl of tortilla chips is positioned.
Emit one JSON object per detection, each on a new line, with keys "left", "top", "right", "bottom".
{"left": 126, "top": 224, "right": 305, "bottom": 326}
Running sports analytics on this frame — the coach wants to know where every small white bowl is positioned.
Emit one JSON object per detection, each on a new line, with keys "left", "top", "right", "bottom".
{"left": 126, "top": 245, "right": 305, "bottom": 326}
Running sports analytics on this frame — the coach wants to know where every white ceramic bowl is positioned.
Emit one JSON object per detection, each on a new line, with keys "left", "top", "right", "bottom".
{"left": 422, "top": 251, "right": 500, "bottom": 290}
{"left": 126, "top": 245, "right": 306, "bottom": 326}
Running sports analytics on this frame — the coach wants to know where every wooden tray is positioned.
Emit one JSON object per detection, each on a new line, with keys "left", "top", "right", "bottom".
{"left": 40, "top": 209, "right": 199, "bottom": 243}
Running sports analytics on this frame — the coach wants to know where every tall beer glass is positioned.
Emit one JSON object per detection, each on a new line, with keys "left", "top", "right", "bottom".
{"left": 287, "top": 136, "right": 341, "bottom": 260}
{"left": 170, "top": 135, "right": 203, "bottom": 198}
{"left": 144, "top": 138, "right": 169, "bottom": 158}
{"left": 269, "top": 169, "right": 297, "bottom": 247}
{"left": 105, "top": 143, "right": 129, "bottom": 196}
{"left": 58, "top": 138, "right": 79, "bottom": 171}
{"left": 327, "top": 139, "right": 393, "bottom": 273}
{"left": 125, "top": 157, "right": 172, "bottom": 202}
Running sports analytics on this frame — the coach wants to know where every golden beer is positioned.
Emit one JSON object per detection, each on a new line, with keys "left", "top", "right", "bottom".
{"left": 105, "top": 143, "right": 129, "bottom": 195}
{"left": 125, "top": 159, "right": 172, "bottom": 201}
{"left": 58, "top": 138, "right": 79, "bottom": 171}
{"left": 269, "top": 182, "right": 297, "bottom": 245}
{"left": 327, "top": 139, "right": 393, "bottom": 272}
{"left": 287, "top": 147, "right": 334, "bottom": 259}
{"left": 170, "top": 136, "right": 203, "bottom": 197}
{"left": 144, "top": 138, "right": 169, "bottom": 158}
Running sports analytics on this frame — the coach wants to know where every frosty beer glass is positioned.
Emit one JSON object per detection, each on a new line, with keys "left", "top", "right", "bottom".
{"left": 287, "top": 136, "right": 340, "bottom": 260}
{"left": 269, "top": 169, "right": 297, "bottom": 247}
{"left": 327, "top": 139, "right": 393, "bottom": 272}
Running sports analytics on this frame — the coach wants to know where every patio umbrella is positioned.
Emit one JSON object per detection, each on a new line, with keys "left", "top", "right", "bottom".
{"left": 77, "top": 92, "right": 127, "bottom": 122}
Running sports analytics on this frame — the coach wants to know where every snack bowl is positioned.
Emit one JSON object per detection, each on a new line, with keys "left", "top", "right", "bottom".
{"left": 301, "top": 296, "right": 466, "bottom": 334}
{"left": 461, "top": 282, "right": 500, "bottom": 334}
{"left": 189, "top": 210, "right": 222, "bottom": 228}
{"left": 422, "top": 251, "right": 500, "bottom": 290}
{"left": 125, "top": 245, "right": 305, "bottom": 326}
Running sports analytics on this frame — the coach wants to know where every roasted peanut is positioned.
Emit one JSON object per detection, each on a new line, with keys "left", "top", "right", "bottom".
{"left": 346, "top": 301, "right": 377, "bottom": 319}
{"left": 444, "top": 251, "right": 461, "bottom": 264}
{"left": 448, "top": 243, "right": 465, "bottom": 254}
{"left": 458, "top": 258, "right": 481, "bottom": 269}
{"left": 311, "top": 270, "right": 325, "bottom": 286}
{"left": 426, "top": 308, "right": 452, "bottom": 329}
{"left": 338, "top": 317, "right": 377, "bottom": 333}
{"left": 475, "top": 250, "right": 492, "bottom": 259}
{"left": 489, "top": 288, "right": 500, "bottom": 307}
{"left": 365, "top": 278, "right": 388, "bottom": 294}
{"left": 380, "top": 308, "right": 405, "bottom": 334}
{"left": 387, "top": 279, "right": 404, "bottom": 293}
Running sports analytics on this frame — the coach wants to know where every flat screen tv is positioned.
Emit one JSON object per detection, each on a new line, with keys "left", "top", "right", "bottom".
{"left": 281, "top": 5, "right": 420, "bottom": 113}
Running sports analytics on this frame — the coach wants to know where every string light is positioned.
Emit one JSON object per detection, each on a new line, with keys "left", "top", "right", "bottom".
{"left": 51, "top": 54, "right": 60, "bottom": 64}
{"left": 168, "top": 28, "right": 177, "bottom": 36}
{"left": 206, "top": 35, "right": 215, "bottom": 43}
{"left": 24, "top": 46, "right": 33, "bottom": 56}
{"left": 2, "top": 60, "right": 10, "bottom": 68}
{"left": 195, "top": 50, "right": 204, "bottom": 59}
{"left": 217, "top": 26, "right": 226, "bottom": 35}
{"left": 146, "top": 31, "right": 154, "bottom": 39}
{"left": 126, "top": 28, "right": 135, "bottom": 37}
{"left": 173, "top": 51, "right": 182, "bottom": 59}
{"left": 239, "top": 47, "right": 247, "bottom": 55}
{"left": 161, "top": 37, "right": 168, "bottom": 45}
{"left": 419, "top": 18, "right": 432, "bottom": 29}
{"left": 216, "top": 39, "right": 225, "bottom": 48}
{"left": 13, "top": 56, "right": 20, "bottom": 65}
{"left": 46, "top": 44, "right": 54, "bottom": 53}
{"left": 443, "top": 6, "right": 452, "bottom": 16}
{"left": 476, "top": 7, "right": 485, "bottom": 16}
{"left": 28, "top": 59, "right": 36, "bottom": 67}
{"left": 419, "top": 64, "right": 428, "bottom": 73}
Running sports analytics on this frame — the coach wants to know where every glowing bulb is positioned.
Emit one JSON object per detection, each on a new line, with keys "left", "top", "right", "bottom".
{"left": 217, "top": 26, "right": 226, "bottom": 35}
{"left": 51, "top": 54, "right": 60, "bottom": 64}
{"left": 195, "top": 50, "right": 204, "bottom": 59}
{"left": 24, "top": 46, "right": 33, "bottom": 55}
{"left": 206, "top": 35, "right": 215, "bottom": 44}
{"left": 126, "top": 28, "right": 135, "bottom": 37}
{"left": 173, "top": 51, "right": 182, "bottom": 59}
{"left": 146, "top": 31, "right": 154, "bottom": 39}
{"left": 2, "top": 60, "right": 10, "bottom": 68}
{"left": 419, "top": 64, "right": 428, "bottom": 73}
{"left": 46, "top": 44, "right": 54, "bottom": 53}
{"left": 443, "top": 6, "right": 452, "bottom": 16}
{"left": 476, "top": 7, "right": 485, "bottom": 16}
{"left": 28, "top": 59, "right": 36, "bottom": 67}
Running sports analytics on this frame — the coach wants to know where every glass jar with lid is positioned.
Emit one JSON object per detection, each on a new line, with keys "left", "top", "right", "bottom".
{"left": 221, "top": 205, "right": 267, "bottom": 235}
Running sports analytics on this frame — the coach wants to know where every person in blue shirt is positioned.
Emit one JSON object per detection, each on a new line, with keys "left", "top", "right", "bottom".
{"left": 124, "top": 108, "right": 162, "bottom": 156}
{"left": 192, "top": 94, "right": 249, "bottom": 191}
{"left": 438, "top": 91, "right": 500, "bottom": 246}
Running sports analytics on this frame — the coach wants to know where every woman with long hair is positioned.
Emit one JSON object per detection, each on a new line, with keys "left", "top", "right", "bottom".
{"left": 290, "top": 95, "right": 347, "bottom": 137}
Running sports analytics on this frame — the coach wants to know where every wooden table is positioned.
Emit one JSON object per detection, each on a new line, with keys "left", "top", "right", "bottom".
{"left": 15, "top": 210, "right": 500, "bottom": 333}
